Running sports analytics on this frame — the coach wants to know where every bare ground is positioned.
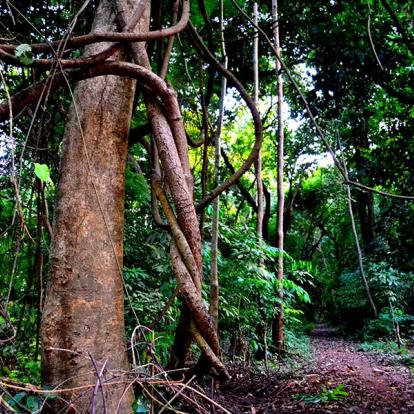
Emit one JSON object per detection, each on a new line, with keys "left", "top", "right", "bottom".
{"left": 213, "top": 325, "right": 414, "bottom": 413}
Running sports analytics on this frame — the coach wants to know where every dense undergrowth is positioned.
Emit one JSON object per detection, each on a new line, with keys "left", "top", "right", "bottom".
{"left": 2, "top": 0, "right": 414, "bottom": 411}
{"left": 2, "top": 156, "right": 414, "bottom": 412}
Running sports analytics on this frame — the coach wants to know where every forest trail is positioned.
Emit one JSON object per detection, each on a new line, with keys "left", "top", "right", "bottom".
{"left": 215, "top": 324, "right": 414, "bottom": 413}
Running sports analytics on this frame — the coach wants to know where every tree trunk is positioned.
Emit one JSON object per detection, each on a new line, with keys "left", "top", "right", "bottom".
{"left": 341, "top": 145, "right": 378, "bottom": 318}
{"left": 253, "top": 3, "right": 264, "bottom": 239}
{"left": 263, "top": 184, "right": 271, "bottom": 242}
{"left": 210, "top": 0, "right": 227, "bottom": 330}
{"left": 346, "top": 183, "right": 378, "bottom": 318}
{"left": 41, "top": 1, "right": 137, "bottom": 412}
{"left": 272, "top": 0, "right": 286, "bottom": 350}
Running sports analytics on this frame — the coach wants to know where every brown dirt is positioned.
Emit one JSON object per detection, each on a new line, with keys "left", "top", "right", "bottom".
{"left": 214, "top": 325, "right": 414, "bottom": 413}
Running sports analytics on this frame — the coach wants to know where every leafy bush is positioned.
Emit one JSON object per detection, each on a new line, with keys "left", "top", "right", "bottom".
{"left": 330, "top": 261, "right": 414, "bottom": 336}
{"left": 362, "top": 307, "right": 414, "bottom": 341}
{"left": 294, "top": 384, "right": 349, "bottom": 404}
{"left": 367, "top": 261, "right": 413, "bottom": 308}
{"left": 284, "top": 329, "right": 311, "bottom": 357}
{"left": 359, "top": 339, "right": 403, "bottom": 354}
{"left": 362, "top": 309, "right": 395, "bottom": 340}
{"left": 211, "top": 223, "right": 313, "bottom": 359}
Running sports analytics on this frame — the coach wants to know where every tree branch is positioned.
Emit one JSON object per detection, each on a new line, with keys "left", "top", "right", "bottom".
{"left": 187, "top": 23, "right": 263, "bottom": 212}
{"left": 0, "top": 0, "right": 190, "bottom": 54}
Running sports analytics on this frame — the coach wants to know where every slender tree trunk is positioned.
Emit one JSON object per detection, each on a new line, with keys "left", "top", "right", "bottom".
{"left": 210, "top": 0, "right": 227, "bottom": 330}
{"left": 338, "top": 134, "right": 377, "bottom": 318}
{"left": 271, "top": 0, "right": 286, "bottom": 350}
{"left": 41, "top": 1, "right": 138, "bottom": 412}
{"left": 346, "top": 185, "right": 378, "bottom": 318}
{"left": 253, "top": 3, "right": 263, "bottom": 238}
{"left": 34, "top": 179, "right": 44, "bottom": 360}
{"left": 342, "top": 164, "right": 378, "bottom": 318}
{"left": 200, "top": 69, "right": 210, "bottom": 240}
{"left": 263, "top": 185, "right": 271, "bottom": 242}
{"left": 253, "top": 3, "right": 267, "bottom": 358}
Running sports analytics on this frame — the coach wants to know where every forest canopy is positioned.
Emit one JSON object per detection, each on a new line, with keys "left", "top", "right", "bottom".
{"left": 0, "top": 0, "right": 414, "bottom": 412}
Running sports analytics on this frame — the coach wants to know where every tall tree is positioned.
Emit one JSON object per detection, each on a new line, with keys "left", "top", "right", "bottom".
{"left": 210, "top": 0, "right": 228, "bottom": 331}
{"left": 40, "top": 1, "right": 139, "bottom": 411}
{"left": 271, "top": 0, "right": 286, "bottom": 350}
{"left": 253, "top": 3, "right": 263, "bottom": 239}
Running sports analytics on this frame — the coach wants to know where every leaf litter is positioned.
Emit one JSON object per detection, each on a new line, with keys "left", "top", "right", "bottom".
{"left": 212, "top": 324, "right": 414, "bottom": 413}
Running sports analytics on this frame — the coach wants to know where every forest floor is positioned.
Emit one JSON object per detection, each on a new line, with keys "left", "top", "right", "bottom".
{"left": 213, "top": 324, "right": 414, "bottom": 413}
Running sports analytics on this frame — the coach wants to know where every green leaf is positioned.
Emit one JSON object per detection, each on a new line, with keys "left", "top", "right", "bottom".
{"left": 12, "top": 392, "right": 26, "bottom": 404}
{"left": 34, "top": 163, "right": 51, "bottom": 183}
{"left": 132, "top": 401, "right": 149, "bottom": 413}
{"left": 15, "top": 44, "right": 33, "bottom": 66}
{"left": 25, "top": 395, "right": 40, "bottom": 411}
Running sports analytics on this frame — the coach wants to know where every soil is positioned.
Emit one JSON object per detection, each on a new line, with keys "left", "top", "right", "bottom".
{"left": 214, "top": 324, "right": 414, "bottom": 413}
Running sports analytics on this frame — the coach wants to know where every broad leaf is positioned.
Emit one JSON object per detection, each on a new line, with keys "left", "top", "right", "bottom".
{"left": 15, "top": 44, "right": 33, "bottom": 65}
{"left": 34, "top": 163, "right": 51, "bottom": 183}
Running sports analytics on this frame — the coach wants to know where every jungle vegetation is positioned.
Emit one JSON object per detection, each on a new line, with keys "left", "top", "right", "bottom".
{"left": 0, "top": 0, "right": 414, "bottom": 412}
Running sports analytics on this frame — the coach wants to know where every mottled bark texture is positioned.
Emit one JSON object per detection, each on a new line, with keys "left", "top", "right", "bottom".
{"left": 41, "top": 1, "right": 138, "bottom": 412}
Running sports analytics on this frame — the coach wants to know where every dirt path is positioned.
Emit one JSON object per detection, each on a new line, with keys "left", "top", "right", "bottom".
{"left": 215, "top": 324, "right": 414, "bottom": 413}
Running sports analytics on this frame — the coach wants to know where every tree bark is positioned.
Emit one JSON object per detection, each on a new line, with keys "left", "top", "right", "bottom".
{"left": 210, "top": 0, "right": 228, "bottom": 331}
{"left": 272, "top": 0, "right": 286, "bottom": 350}
{"left": 263, "top": 184, "right": 271, "bottom": 242}
{"left": 253, "top": 3, "right": 264, "bottom": 239}
{"left": 41, "top": 1, "right": 138, "bottom": 412}
{"left": 346, "top": 184, "right": 378, "bottom": 318}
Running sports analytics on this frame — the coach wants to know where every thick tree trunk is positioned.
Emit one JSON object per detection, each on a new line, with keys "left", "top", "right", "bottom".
{"left": 41, "top": 1, "right": 137, "bottom": 412}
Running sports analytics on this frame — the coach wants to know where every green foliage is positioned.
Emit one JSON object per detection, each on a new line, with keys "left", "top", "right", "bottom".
{"left": 359, "top": 339, "right": 405, "bottom": 354}
{"left": 284, "top": 277, "right": 311, "bottom": 304}
{"left": 125, "top": 161, "right": 151, "bottom": 206}
{"left": 1, "top": 344, "right": 41, "bottom": 385}
{"left": 362, "top": 308, "right": 414, "bottom": 341}
{"left": 284, "top": 329, "right": 311, "bottom": 358}
{"left": 14, "top": 44, "right": 33, "bottom": 66}
{"left": 335, "top": 270, "right": 368, "bottom": 311}
{"left": 216, "top": 225, "right": 277, "bottom": 350}
{"left": 362, "top": 309, "right": 396, "bottom": 340}
{"left": 4, "top": 391, "right": 42, "bottom": 413}
{"left": 34, "top": 163, "right": 51, "bottom": 183}
{"left": 294, "top": 384, "right": 349, "bottom": 404}
{"left": 209, "top": 221, "right": 313, "bottom": 358}
{"left": 132, "top": 398, "right": 150, "bottom": 413}
{"left": 367, "top": 261, "right": 413, "bottom": 307}
{"left": 124, "top": 267, "right": 177, "bottom": 330}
